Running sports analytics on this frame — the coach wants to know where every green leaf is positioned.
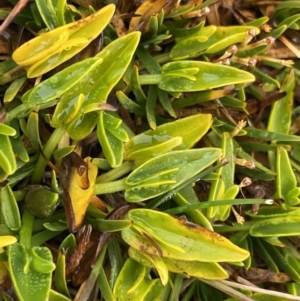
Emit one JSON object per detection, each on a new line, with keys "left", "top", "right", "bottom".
{"left": 173, "top": 186, "right": 213, "bottom": 230}
{"left": 8, "top": 243, "right": 53, "bottom": 301}
{"left": 125, "top": 148, "right": 222, "bottom": 202}
{"left": 250, "top": 217, "right": 300, "bottom": 237}
{"left": 171, "top": 25, "right": 259, "bottom": 59}
{"left": 49, "top": 289, "right": 72, "bottom": 301}
{"left": 27, "top": 111, "right": 41, "bottom": 151}
{"left": 113, "top": 258, "right": 163, "bottom": 301}
{"left": 66, "top": 31, "right": 141, "bottom": 140}
{"left": 22, "top": 57, "right": 103, "bottom": 106}
{"left": 35, "top": 0, "right": 68, "bottom": 30}
{"left": 0, "top": 185, "right": 21, "bottom": 231}
{"left": 129, "top": 247, "right": 228, "bottom": 281}
{"left": 29, "top": 247, "right": 56, "bottom": 273}
{"left": 159, "top": 61, "right": 255, "bottom": 92}
{"left": 87, "top": 217, "right": 131, "bottom": 232}
{"left": 123, "top": 209, "right": 250, "bottom": 262}
{"left": 276, "top": 147, "right": 300, "bottom": 206}
{"left": 3, "top": 75, "right": 27, "bottom": 103}
{"left": 207, "top": 132, "right": 235, "bottom": 220}
{"left": 51, "top": 93, "right": 85, "bottom": 128}
{"left": 124, "top": 113, "right": 213, "bottom": 161}
{"left": 97, "top": 111, "right": 123, "bottom": 167}
{"left": 54, "top": 251, "right": 71, "bottom": 298}
{"left": 0, "top": 124, "right": 16, "bottom": 136}
{"left": 268, "top": 69, "right": 294, "bottom": 135}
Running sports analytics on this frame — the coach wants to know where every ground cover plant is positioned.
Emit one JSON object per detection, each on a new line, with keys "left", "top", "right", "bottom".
{"left": 1, "top": 0, "right": 300, "bottom": 300}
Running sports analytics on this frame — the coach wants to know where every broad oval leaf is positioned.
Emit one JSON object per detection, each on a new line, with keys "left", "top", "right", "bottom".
{"left": 128, "top": 247, "right": 228, "bottom": 282}
{"left": 8, "top": 243, "right": 53, "bottom": 301}
{"left": 250, "top": 217, "right": 300, "bottom": 237}
{"left": 124, "top": 113, "right": 213, "bottom": 161}
{"left": 22, "top": 57, "right": 103, "bottom": 106}
{"left": 125, "top": 148, "right": 222, "bottom": 202}
{"left": 12, "top": 5, "right": 115, "bottom": 77}
{"left": 159, "top": 61, "right": 255, "bottom": 92}
{"left": 123, "top": 209, "right": 250, "bottom": 262}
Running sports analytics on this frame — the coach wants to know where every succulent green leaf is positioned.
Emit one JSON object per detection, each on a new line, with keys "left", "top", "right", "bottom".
{"left": 27, "top": 111, "right": 41, "bottom": 151}
{"left": 29, "top": 247, "right": 56, "bottom": 273}
{"left": 49, "top": 289, "right": 72, "bottom": 301}
{"left": 55, "top": 251, "right": 71, "bottom": 298}
{"left": 276, "top": 147, "right": 300, "bottom": 206}
{"left": 35, "top": 0, "right": 68, "bottom": 30}
{"left": 87, "top": 217, "right": 131, "bottom": 232}
{"left": 0, "top": 124, "right": 16, "bottom": 136}
{"left": 268, "top": 70, "right": 294, "bottom": 135}
{"left": 125, "top": 136, "right": 182, "bottom": 162}
{"left": 128, "top": 247, "right": 228, "bottom": 281}
{"left": 128, "top": 247, "right": 169, "bottom": 285}
{"left": 113, "top": 258, "right": 163, "bottom": 301}
{"left": 97, "top": 111, "right": 123, "bottom": 168}
{"left": 51, "top": 93, "right": 85, "bottom": 128}
{"left": 207, "top": 132, "right": 235, "bottom": 220}
{"left": 0, "top": 185, "right": 21, "bottom": 231}
{"left": 53, "top": 145, "right": 76, "bottom": 161}
{"left": 124, "top": 113, "right": 213, "bottom": 161}
{"left": 66, "top": 31, "right": 141, "bottom": 140}
{"left": 171, "top": 25, "right": 259, "bottom": 59}
{"left": 125, "top": 148, "right": 222, "bottom": 202}
{"left": 159, "top": 61, "right": 255, "bottom": 92}
{"left": 3, "top": 75, "right": 27, "bottom": 103}
{"left": 123, "top": 209, "right": 250, "bottom": 262}
{"left": 22, "top": 57, "right": 103, "bottom": 106}
{"left": 246, "top": 206, "right": 300, "bottom": 219}
{"left": 8, "top": 243, "right": 53, "bottom": 301}
{"left": 250, "top": 217, "right": 300, "bottom": 237}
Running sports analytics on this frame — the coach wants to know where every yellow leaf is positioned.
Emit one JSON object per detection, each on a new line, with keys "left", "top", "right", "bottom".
{"left": 0, "top": 235, "right": 17, "bottom": 249}
{"left": 67, "top": 157, "right": 97, "bottom": 232}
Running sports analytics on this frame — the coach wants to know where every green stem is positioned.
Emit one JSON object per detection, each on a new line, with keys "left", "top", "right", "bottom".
{"left": 94, "top": 178, "right": 126, "bottom": 195}
{"left": 5, "top": 103, "right": 29, "bottom": 124}
{"left": 139, "top": 74, "right": 162, "bottom": 85}
{"left": 0, "top": 65, "right": 26, "bottom": 85}
{"left": 31, "top": 127, "right": 66, "bottom": 184}
{"left": 96, "top": 161, "right": 133, "bottom": 183}
{"left": 19, "top": 208, "right": 35, "bottom": 249}
{"left": 164, "top": 198, "right": 272, "bottom": 214}
{"left": 152, "top": 53, "right": 171, "bottom": 65}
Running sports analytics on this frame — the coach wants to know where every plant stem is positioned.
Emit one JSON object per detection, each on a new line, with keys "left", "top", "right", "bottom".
{"left": 139, "top": 74, "right": 162, "bottom": 85}
{"left": 94, "top": 178, "right": 126, "bottom": 195}
{"left": 219, "top": 280, "right": 300, "bottom": 301}
{"left": 96, "top": 161, "right": 133, "bottom": 183}
{"left": 19, "top": 208, "right": 34, "bottom": 249}
{"left": 5, "top": 103, "right": 29, "bottom": 124}
{"left": 31, "top": 127, "right": 66, "bottom": 184}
